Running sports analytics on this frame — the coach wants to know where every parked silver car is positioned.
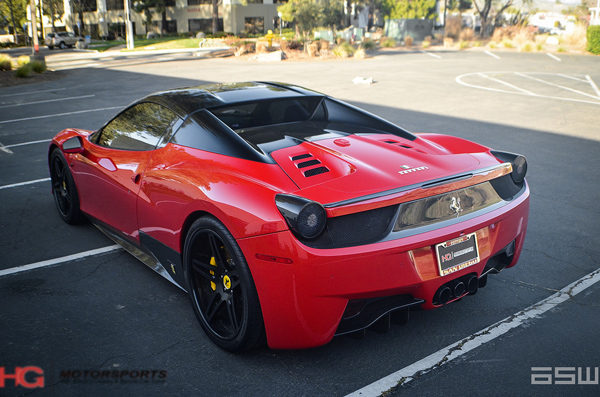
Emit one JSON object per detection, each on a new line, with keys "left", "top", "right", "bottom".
{"left": 45, "top": 32, "right": 83, "bottom": 50}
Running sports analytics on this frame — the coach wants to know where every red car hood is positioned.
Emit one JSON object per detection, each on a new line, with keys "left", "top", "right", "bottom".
{"left": 270, "top": 134, "right": 483, "bottom": 204}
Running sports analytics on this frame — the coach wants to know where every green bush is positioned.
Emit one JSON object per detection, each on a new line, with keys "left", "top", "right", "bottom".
{"left": 332, "top": 42, "right": 355, "bottom": 57}
{"left": 587, "top": 25, "right": 600, "bottom": 55}
{"left": 15, "top": 64, "right": 32, "bottom": 78}
{"left": 521, "top": 41, "right": 534, "bottom": 52}
{"left": 0, "top": 55, "right": 12, "bottom": 71}
{"left": 30, "top": 60, "right": 47, "bottom": 73}
{"left": 361, "top": 38, "right": 377, "bottom": 51}
{"left": 380, "top": 37, "right": 397, "bottom": 48}
{"left": 17, "top": 55, "right": 30, "bottom": 66}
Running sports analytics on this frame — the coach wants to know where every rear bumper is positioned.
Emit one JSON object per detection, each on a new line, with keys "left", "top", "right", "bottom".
{"left": 238, "top": 182, "right": 530, "bottom": 349}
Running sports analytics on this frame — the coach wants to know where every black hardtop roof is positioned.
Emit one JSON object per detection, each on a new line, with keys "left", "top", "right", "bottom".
{"left": 141, "top": 81, "right": 324, "bottom": 117}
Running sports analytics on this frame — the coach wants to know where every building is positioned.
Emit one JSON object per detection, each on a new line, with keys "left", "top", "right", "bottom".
{"left": 48, "top": 0, "right": 285, "bottom": 38}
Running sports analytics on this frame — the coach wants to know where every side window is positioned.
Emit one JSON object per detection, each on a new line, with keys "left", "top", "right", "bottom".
{"left": 170, "top": 117, "right": 212, "bottom": 150}
{"left": 96, "top": 103, "right": 177, "bottom": 151}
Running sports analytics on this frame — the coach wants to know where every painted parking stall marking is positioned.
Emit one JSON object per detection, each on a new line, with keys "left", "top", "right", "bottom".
{"left": 547, "top": 53, "right": 561, "bottom": 62}
{"left": 346, "top": 267, "right": 600, "bottom": 397}
{"left": 0, "top": 178, "right": 51, "bottom": 190}
{"left": 456, "top": 72, "right": 600, "bottom": 106}
{"left": 0, "top": 245, "right": 122, "bottom": 277}
{"left": 0, "top": 95, "right": 95, "bottom": 109}
{"left": 0, "top": 87, "right": 66, "bottom": 98}
{"left": 0, "top": 106, "right": 123, "bottom": 125}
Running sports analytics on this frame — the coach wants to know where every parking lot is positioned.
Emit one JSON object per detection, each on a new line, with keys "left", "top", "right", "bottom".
{"left": 1, "top": 49, "right": 599, "bottom": 396}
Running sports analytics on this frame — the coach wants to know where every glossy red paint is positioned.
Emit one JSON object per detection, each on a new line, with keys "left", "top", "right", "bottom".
{"left": 240, "top": 183, "right": 529, "bottom": 349}
{"left": 48, "top": 83, "right": 531, "bottom": 350}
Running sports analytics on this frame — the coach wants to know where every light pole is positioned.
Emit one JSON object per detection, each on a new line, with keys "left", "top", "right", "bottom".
{"left": 124, "top": 0, "right": 134, "bottom": 49}
{"left": 278, "top": 11, "right": 282, "bottom": 36}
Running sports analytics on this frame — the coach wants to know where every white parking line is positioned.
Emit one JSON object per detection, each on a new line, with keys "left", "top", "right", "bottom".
{"left": 2, "top": 139, "right": 51, "bottom": 148}
{"left": 0, "top": 178, "right": 51, "bottom": 190}
{"left": 346, "top": 267, "right": 600, "bottom": 396}
{"left": 419, "top": 50, "right": 441, "bottom": 59}
{"left": 484, "top": 51, "right": 500, "bottom": 59}
{"left": 478, "top": 73, "right": 536, "bottom": 95}
{"left": 514, "top": 72, "right": 600, "bottom": 100}
{"left": 586, "top": 75, "right": 600, "bottom": 99}
{"left": 0, "top": 106, "right": 122, "bottom": 125}
{"left": 0, "top": 142, "right": 13, "bottom": 154}
{"left": 0, "top": 88, "right": 66, "bottom": 98}
{"left": 456, "top": 72, "right": 600, "bottom": 106}
{"left": 0, "top": 95, "right": 95, "bottom": 109}
{"left": 547, "top": 53, "right": 561, "bottom": 62}
{"left": 0, "top": 245, "right": 122, "bottom": 277}
{"left": 558, "top": 74, "right": 587, "bottom": 82}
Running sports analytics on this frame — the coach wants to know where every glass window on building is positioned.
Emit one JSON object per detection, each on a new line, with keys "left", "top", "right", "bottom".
{"left": 165, "top": 0, "right": 176, "bottom": 5}
{"left": 247, "top": 0, "right": 264, "bottom": 3}
{"left": 82, "top": 0, "right": 97, "bottom": 12}
{"left": 152, "top": 20, "right": 178, "bottom": 33}
{"left": 106, "top": 0, "right": 125, "bottom": 11}
{"left": 245, "top": 17, "right": 264, "bottom": 34}
{"left": 188, "top": 18, "right": 223, "bottom": 32}
{"left": 187, "top": 0, "right": 211, "bottom": 5}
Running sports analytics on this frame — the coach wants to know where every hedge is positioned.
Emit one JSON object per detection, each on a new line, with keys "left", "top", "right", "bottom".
{"left": 588, "top": 25, "right": 600, "bottom": 55}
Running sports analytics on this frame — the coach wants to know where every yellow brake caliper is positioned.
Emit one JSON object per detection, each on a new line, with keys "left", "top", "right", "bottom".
{"left": 210, "top": 256, "right": 217, "bottom": 291}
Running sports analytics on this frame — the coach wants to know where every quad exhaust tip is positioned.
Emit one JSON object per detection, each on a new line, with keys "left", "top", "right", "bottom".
{"left": 434, "top": 274, "right": 482, "bottom": 306}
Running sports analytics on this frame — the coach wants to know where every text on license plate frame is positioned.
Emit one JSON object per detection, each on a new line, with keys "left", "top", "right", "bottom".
{"left": 435, "top": 232, "right": 480, "bottom": 277}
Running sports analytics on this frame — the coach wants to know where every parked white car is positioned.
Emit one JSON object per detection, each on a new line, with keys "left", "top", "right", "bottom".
{"left": 45, "top": 32, "right": 83, "bottom": 50}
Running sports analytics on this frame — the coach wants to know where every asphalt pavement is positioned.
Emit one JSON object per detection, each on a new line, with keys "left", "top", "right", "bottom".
{"left": 1, "top": 48, "right": 599, "bottom": 396}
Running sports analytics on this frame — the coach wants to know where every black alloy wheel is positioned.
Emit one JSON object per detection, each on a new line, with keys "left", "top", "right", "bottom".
{"left": 59, "top": 41, "right": 66, "bottom": 49}
{"left": 184, "top": 216, "right": 264, "bottom": 352}
{"left": 50, "top": 149, "right": 84, "bottom": 224}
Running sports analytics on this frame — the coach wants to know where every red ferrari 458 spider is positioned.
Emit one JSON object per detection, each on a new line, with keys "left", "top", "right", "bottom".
{"left": 49, "top": 82, "right": 529, "bottom": 351}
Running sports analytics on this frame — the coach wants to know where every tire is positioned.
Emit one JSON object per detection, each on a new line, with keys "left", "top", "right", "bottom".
{"left": 59, "top": 41, "right": 66, "bottom": 49}
{"left": 184, "top": 216, "right": 265, "bottom": 352}
{"left": 49, "top": 149, "right": 85, "bottom": 224}
{"left": 48, "top": 46, "right": 54, "bottom": 50}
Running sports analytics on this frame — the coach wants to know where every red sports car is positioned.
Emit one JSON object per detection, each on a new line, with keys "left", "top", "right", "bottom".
{"left": 49, "top": 82, "right": 529, "bottom": 351}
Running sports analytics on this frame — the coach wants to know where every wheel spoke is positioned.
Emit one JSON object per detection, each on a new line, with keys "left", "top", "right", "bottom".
{"left": 205, "top": 292, "right": 223, "bottom": 322}
{"left": 192, "top": 259, "right": 215, "bottom": 280}
{"left": 208, "top": 234, "right": 224, "bottom": 266}
{"left": 226, "top": 294, "right": 239, "bottom": 331}
{"left": 228, "top": 270, "right": 241, "bottom": 290}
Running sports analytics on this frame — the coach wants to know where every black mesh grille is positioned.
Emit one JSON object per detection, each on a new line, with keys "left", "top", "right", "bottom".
{"left": 304, "top": 167, "right": 329, "bottom": 177}
{"left": 297, "top": 159, "right": 321, "bottom": 168}
{"left": 300, "top": 205, "right": 399, "bottom": 248}
{"left": 292, "top": 153, "right": 313, "bottom": 161}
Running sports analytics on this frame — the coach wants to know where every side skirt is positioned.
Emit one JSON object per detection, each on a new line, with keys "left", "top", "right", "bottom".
{"left": 90, "top": 219, "right": 186, "bottom": 292}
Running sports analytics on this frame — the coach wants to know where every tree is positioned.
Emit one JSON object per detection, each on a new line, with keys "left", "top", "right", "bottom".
{"left": 278, "top": 0, "right": 319, "bottom": 37}
{"left": 0, "top": 0, "right": 27, "bottom": 44}
{"left": 133, "top": 0, "right": 167, "bottom": 34}
{"left": 212, "top": 0, "right": 218, "bottom": 34}
{"left": 382, "top": 0, "right": 437, "bottom": 20}
{"left": 472, "top": 0, "right": 532, "bottom": 37}
{"left": 278, "top": 0, "right": 344, "bottom": 37}
{"left": 133, "top": 0, "right": 154, "bottom": 32}
{"left": 43, "top": 0, "right": 65, "bottom": 32}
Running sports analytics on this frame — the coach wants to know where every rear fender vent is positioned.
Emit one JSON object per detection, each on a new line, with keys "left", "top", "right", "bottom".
{"left": 297, "top": 159, "right": 321, "bottom": 169}
{"left": 304, "top": 167, "right": 329, "bottom": 177}
{"left": 290, "top": 153, "right": 330, "bottom": 177}
{"left": 291, "top": 153, "right": 313, "bottom": 161}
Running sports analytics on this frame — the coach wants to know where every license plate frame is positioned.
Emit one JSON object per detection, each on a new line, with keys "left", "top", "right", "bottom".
{"left": 435, "top": 233, "right": 480, "bottom": 277}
